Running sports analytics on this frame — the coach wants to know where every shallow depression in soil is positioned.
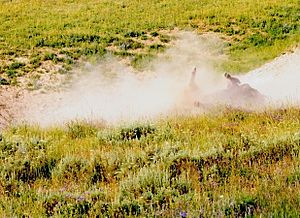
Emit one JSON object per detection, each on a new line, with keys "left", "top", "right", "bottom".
{"left": 16, "top": 32, "right": 300, "bottom": 127}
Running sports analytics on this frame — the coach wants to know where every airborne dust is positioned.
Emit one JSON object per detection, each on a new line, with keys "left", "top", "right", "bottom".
{"left": 17, "top": 32, "right": 300, "bottom": 127}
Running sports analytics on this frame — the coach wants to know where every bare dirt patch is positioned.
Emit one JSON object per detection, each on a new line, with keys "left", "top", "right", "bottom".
{"left": 0, "top": 32, "right": 299, "bottom": 128}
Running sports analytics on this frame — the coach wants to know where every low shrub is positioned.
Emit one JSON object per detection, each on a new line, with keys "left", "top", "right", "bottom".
{"left": 53, "top": 157, "right": 88, "bottom": 181}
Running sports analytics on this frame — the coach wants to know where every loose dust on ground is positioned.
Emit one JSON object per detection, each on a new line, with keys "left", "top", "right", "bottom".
{"left": 0, "top": 32, "right": 299, "bottom": 128}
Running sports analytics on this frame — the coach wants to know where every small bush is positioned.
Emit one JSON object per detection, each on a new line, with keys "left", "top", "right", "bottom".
{"left": 67, "top": 121, "right": 96, "bottom": 139}
{"left": 90, "top": 157, "right": 108, "bottom": 184}
{"left": 150, "top": 31, "right": 159, "bottom": 37}
{"left": 120, "top": 168, "right": 171, "bottom": 198}
{"left": 286, "top": 169, "right": 300, "bottom": 186}
{"left": 124, "top": 31, "right": 145, "bottom": 38}
{"left": 0, "top": 140, "right": 18, "bottom": 156}
{"left": 60, "top": 200, "right": 92, "bottom": 217}
{"left": 119, "top": 124, "right": 156, "bottom": 140}
{"left": 119, "top": 39, "right": 144, "bottom": 50}
{"left": 172, "top": 178, "right": 192, "bottom": 195}
{"left": 0, "top": 179, "right": 21, "bottom": 197}
{"left": 43, "top": 194, "right": 62, "bottom": 216}
{"left": 43, "top": 53, "right": 57, "bottom": 61}
{"left": 0, "top": 77, "right": 9, "bottom": 85}
{"left": 68, "top": 34, "right": 101, "bottom": 44}
{"left": 113, "top": 200, "right": 142, "bottom": 217}
{"left": 90, "top": 201, "right": 111, "bottom": 216}
{"left": 81, "top": 45, "right": 106, "bottom": 56}
{"left": 54, "top": 157, "right": 88, "bottom": 181}
{"left": 3, "top": 157, "right": 57, "bottom": 183}
{"left": 225, "top": 195, "right": 259, "bottom": 217}
{"left": 149, "top": 43, "right": 164, "bottom": 50}
{"left": 43, "top": 193, "right": 92, "bottom": 216}
{"left": 8, "top": 62, "right": 25, "bottom": 70}
{"left": 159, "top": 35, "right": 171, "bottom": 43}
{"left": 29, "top": 56, "right": 42, "bottom": 67}
{"left": 6, "top": 69, "right": 18, "bottom": 78}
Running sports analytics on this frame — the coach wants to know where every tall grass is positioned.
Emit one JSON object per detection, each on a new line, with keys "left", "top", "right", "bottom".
{"left": 0, "top": 108, "right": 299, "bottom": 216}
{"left": 0, "top": 1, "right": 299, "bottom": 216}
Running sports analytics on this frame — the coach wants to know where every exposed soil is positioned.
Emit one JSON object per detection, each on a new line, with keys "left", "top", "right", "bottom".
{"left": 0, "top": 86, "right": 24, "bottom": 129}
{"left": 0, "top": 32, "right": 299, "bottom": 129}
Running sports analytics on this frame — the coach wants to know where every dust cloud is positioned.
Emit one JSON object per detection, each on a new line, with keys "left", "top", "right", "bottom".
{"left": 241, "top": 48, "right": 300, "bottom": 106}
{"left": 18, "top": 32, "right": 300, "bottom": 127}
{"left": 19, "top": 32, "right": 225, "bottom": 126}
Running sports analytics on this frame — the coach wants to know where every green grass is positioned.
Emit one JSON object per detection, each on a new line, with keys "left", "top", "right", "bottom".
{"left": 0, "top": 0, "right": 299, "bottom": 83}
{"left": 0, "top": 1, "right": 300, "bottom": 216}
{"left": 0, "top": 108, "right": 300, "bottom": 216}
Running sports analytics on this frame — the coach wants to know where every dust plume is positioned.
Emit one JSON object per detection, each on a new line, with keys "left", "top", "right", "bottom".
{"left": 19, "top": 32, "right": 225, "bottom": 126}
{"left": 241, "top": 48, "right": 300, "bottom": 106}
{"left": 17, "top": 32, "right": 300, "bottom": 127}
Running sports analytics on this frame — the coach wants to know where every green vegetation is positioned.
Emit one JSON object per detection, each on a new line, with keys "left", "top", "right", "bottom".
{"left": 0, "top": 108, "right": 299, "bottom": 216}
{"left": 0, "top": 0, "right": 299, "bottom": 83}
{"left": 0, "top": 1, "right": 300, "bottom": 216}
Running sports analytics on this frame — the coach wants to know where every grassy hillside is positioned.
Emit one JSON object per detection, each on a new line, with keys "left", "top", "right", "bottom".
{"left": 1, "top": 1, "right": 300, "bottom": 217}
{"left": 0, "top": 0, "right": 299, "bottom": 84}
{"left": 0, "top": 108, "right": 300, "bottom": 216}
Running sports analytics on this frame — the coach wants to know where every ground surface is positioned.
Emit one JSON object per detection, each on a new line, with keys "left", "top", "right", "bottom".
{"left": 0, "top": 0, "right": 300, "bottom": 217}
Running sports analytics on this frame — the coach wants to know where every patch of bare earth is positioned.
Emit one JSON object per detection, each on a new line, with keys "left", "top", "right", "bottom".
{"left": 0, "top": 86, "right": 23, "bottom": 129}
{"left": 0, "top": 58, "right": 70, "bottom": 129}
{"left": 0, "top": 31, "right": 299, "bottom": 128}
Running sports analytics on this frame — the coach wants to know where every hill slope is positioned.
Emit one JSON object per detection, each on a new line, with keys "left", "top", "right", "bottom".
{"left": 0, "top": 1, "right": 300, "bottom": 217}
{"left": 0, "top": 0, "right": 299, "bottom": 85}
